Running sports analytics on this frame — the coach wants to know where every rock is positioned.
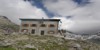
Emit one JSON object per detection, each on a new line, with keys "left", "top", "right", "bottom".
{"left": 0, "top": 16, "right": 19, "bottom": 34}
{"left": 67, "top": 42, "right": 83, "bottom": 50}
{"left": 24, "top": 44, "right": 35, "bottom": 48}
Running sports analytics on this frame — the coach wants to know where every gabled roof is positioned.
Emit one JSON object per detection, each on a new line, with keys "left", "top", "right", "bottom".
{"left": 20, "top": 18, "right": 60, "bottom": 21}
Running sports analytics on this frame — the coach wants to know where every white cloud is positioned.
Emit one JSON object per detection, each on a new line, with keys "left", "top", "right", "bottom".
{"left": 1, "top": 0, "right": 100, "bottom": 34}
{"left": 43, "top": 0, "right": 77, "bottom": 16}
{"left": 52, "top": 17, "right": 75, "bottom": 30}
{"left": 43, "top": 0, "right": 100, "bottom": 34}
{"left": 0, "top": 0, "right": 48, "bottom": 24}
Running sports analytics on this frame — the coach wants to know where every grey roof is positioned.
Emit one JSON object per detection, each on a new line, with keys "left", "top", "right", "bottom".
{"left": 20, "top": 18, "right": 60, "bottom": 21}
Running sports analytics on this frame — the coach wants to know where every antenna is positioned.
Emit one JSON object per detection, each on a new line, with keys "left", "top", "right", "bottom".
{"left": 40, "top": 17, "right": 44, "bottom": 24}
{"left": 42, "top": 17, "right": 44, "bottom": 19}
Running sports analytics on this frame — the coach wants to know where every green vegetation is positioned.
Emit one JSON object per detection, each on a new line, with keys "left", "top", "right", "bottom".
{"left": 0, "top": 46, "right": 15, "bottom": 50}
{"left": 25, "top": 48, "right": 36, "bottom": 50}
{"left": 0, "top": 16, "right": 19, "bottom": 33}
{"left": 0, "top": 34, "right": 99, "bottom": 50}
{"left": 0, "top": 23, "right": 19, "bottom": 32}
{"left": 0, "top": 16, "right": 99, "bottom": 50}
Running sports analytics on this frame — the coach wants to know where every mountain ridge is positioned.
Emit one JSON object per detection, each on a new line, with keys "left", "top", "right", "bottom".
{"left": 0, "top": 15, "right": 19, "bottom": 34}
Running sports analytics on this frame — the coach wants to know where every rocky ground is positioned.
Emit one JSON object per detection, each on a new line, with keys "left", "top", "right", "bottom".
{"left": 0, "top": 16, "right": 19, "bottom": 34}
{"left": 0, "top": 16, "right": 100, "bottom": 50}
{"left": 0, "top": 33, "right": 99, "bottom": 50}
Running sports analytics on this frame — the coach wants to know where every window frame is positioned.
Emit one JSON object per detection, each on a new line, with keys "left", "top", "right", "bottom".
{"left": 48, "top": 31, "right": 55, "bottom": 34}
{"left": 31, "top": 24, "right": 37, "bottom": 27}
{"left": 22, "top": 24, "right": 29, "bottom": 27}
{"left": 49, "top": 24, "right": 55, "bottom": 27}
{"left": 21, "top": 29, "right": 28, "bottom": 33}
{"left": 40, "top": 24, "right": 46, "bottom": 27}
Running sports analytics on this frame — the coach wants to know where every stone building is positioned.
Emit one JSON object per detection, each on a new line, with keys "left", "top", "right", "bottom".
{"left": 20, "top": 18, "right": 60, "bottom": 35}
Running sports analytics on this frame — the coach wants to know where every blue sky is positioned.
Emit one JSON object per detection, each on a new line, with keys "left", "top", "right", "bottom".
{"left": 0, "top": 0, "right": 100, "bottom": 34}
{"left": 24, "top": 0, "right": 55, "bottom": 18}
{"left": 15, "top": 0, "right": 100, "bottom": 34}
{"left": 24, "top": 0, "right": 90, "bottom": 18}
{"left": 73, "top": 0, "right": 90, "bottom": 6}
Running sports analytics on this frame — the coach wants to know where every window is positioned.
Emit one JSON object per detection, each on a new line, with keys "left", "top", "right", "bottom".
{"left": 49, "top": 24, "right": 55, "bottom": 27}
{"left": 22, "top": 24, "right": 29, "bottom": 27}
{"left": 21, "top": 29, "right": 28, "bottom": 33}
{"left": 48, "top": 31, "right": 55, "bottom": 34}
{"left": 40, "top": 24, "right": 46, "bottom": 27}
{"left": 31, "top": 29, "right": 35, "bottom": 34}
{"left": 31, "top": 24, "right": 37, "bottom": 27}
{"left": 41, "top": 30, "right": 44, "bottom": 35}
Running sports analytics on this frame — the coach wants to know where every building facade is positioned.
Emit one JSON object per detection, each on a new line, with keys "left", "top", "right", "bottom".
{"left": 20, "top": 19, "right": 60, "bottom": 35}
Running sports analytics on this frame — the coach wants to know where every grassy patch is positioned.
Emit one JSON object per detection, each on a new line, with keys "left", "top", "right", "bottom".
{"left": 0, "top": 46, "right": 15, "bottom": 50}
{"left": 25, "top": 48, "right": 36, "bottom": 50}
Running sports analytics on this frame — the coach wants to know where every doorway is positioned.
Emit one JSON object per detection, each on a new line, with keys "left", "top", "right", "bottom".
{"left": 41, "top": 31, "right": 44, "bottom": 35}
{"left": 31, "top": 29, "right": 35, "bottom": 34}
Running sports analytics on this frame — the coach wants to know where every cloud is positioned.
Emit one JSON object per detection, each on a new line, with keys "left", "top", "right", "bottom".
{"left": 43, "top": 0, "right": 100, "bottom": 34}
{"left": 52, "top": 17, "right": 75, "bottom": 30}
{"left": 1, "top": 0, "right": 100, "bottom": 34}
{"left": 0, "top": 0, "right": 48, "bottom": 24}
{"left": 43, "top": 0, "right": 77, "bottom": 17}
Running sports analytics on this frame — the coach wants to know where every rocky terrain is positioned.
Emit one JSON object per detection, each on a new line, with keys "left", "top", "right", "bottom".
{"left": 0, "top": 34, "right": 100, "bottom": 50}
{"left": 0, "top": 16, "right": 100, "bottom": 50}
{"left": 0, "top": 16, "right": 19, "bottom": 34}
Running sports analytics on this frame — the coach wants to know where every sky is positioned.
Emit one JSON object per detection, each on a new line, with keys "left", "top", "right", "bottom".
{"left": 0, "top": 0, "right": 100, "bottom": 34}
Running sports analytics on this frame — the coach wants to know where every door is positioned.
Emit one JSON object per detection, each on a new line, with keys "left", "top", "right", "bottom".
{"left": 31, "top": 29, "right": 35, "bottom": 34}
{"left": 41, "top": 31, "right": 44, "bottom": 35}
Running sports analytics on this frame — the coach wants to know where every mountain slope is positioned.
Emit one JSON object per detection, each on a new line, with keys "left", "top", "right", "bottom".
{"left": 0, "top": 34, "right": 100, "bottom": 50}
{"left": 0, "top": 16, "right": 19, "bottom": 34}
{"left": 0, "top": 16, "right": 99, "bottom": 50}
